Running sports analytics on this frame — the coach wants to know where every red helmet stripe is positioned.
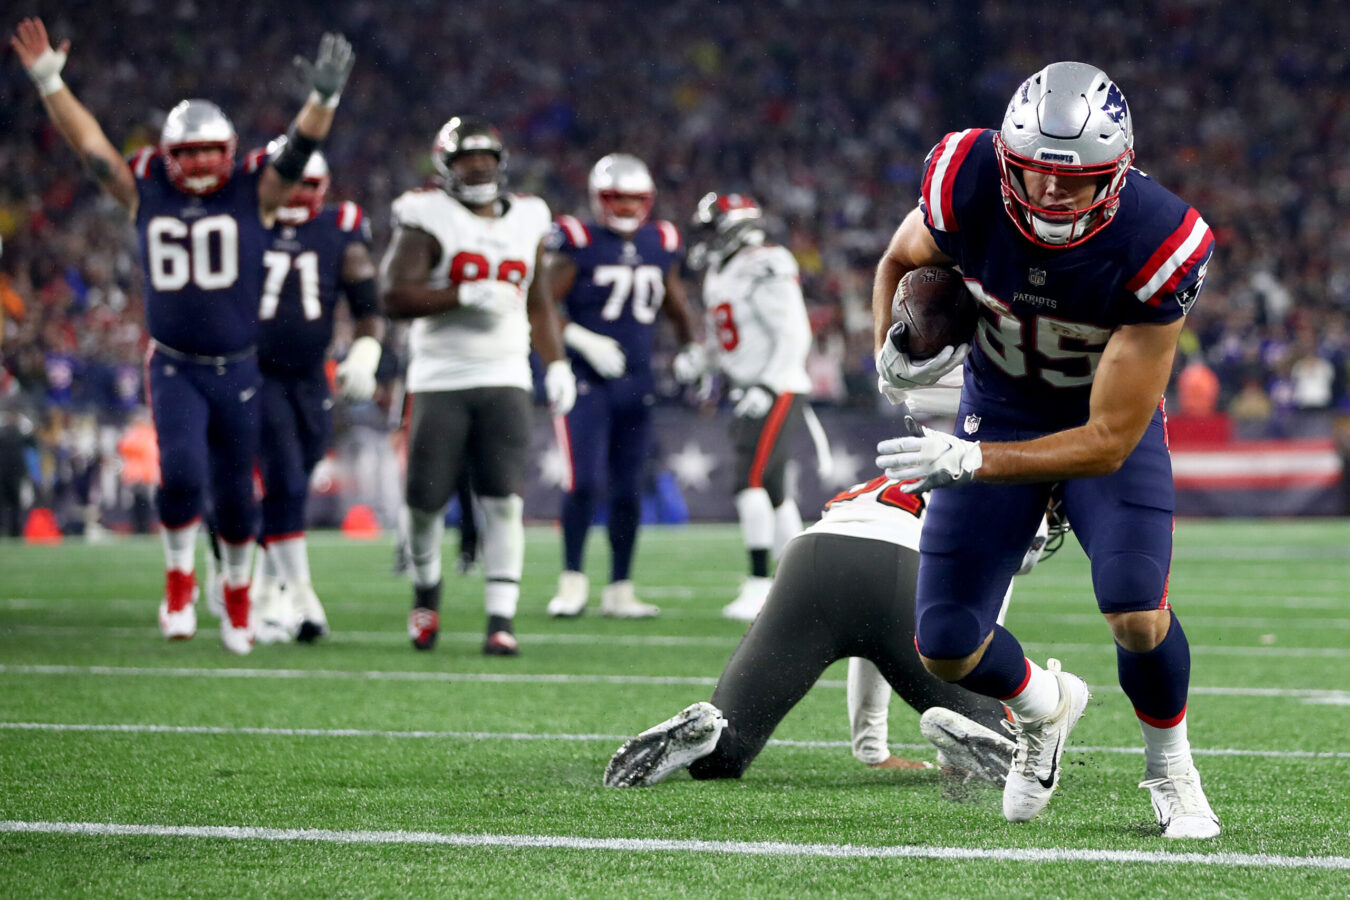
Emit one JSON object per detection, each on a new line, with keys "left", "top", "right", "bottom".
{"left": 924, "top": 129, "right": 982, "bottom": 233}
{"left": 655, "top": 220, "right": 681, "bottom": 252}
{"left": 1126, "top": 208, "right": 1212, "bottom": 303}
{"left": 556, "top": 215, "right": 591, "bottom": 248}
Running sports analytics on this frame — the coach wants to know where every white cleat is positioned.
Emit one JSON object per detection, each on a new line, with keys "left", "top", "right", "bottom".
{"left": 920, "top": 707, "right": 1016, "bottom": 787}
{"left": 603, "top": 701, "right": 728, "bottom": 787}
{"left": 722, "top": 577, "right": 771, "bottom": 622}
{"left": 203, "top": 553, "right": 225, "bottom": 620}
{"left": 547, "top": 570, "right": 589, "bottom": 618}
{"left": 157, "top": 601, "right": 197, "bottom": 641}
{"left": 254, "top": 584, "right": 300, "bottom": 645}
{"left": 220, "top": 619, "right": 254, "bottom": 656}
{"left": 293, "top": 584, "right": 330, "bottom": 644}
{"left": 600, "top": 580, "right": 659, "bottom": 618}
{"left": 1141, "top": 763, "right": 1221, "bottom": 839}
{"left": 1003, "top": 658, "right": 1090, "bottom": 823}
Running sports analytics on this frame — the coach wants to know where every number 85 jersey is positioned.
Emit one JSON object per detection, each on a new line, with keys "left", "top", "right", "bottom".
{"left": 129, "top": 147, "right": 270, "bottom": 357}
{"left": 920, "top": 128, "right": 1214, "bottom": 429}
{"left": 392, "top": 188, "right": 551, "bottom": 393}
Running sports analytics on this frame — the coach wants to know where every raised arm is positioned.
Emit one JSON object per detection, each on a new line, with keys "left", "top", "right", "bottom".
{"left": 11, "top": 18, "right": 137, "bottom": 214}
{"left": 258, "top": 33, "right": 355, "bottom": 213}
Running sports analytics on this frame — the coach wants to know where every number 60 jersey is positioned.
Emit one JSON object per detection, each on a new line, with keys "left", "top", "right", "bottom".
{"left": 391, "top": 188, "right": 552, "bottom": 393}
{"left": 128, "top": 147, "right": 271, "bottom": 357}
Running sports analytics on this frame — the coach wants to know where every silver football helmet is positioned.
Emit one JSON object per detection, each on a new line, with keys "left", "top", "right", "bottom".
{"left": 588, "top": 153, "right": 655, "bottom": 234}
{"left": 267, "top": 140, "right": 330, "bottom": 224}
{"left": 159, "top": 99, "right": 237, "bottom": 195}
{"left": 995, "top": 61, "right": 1134, "bottom": 248}
{"left": 687, "top": 192, "right": 765, "bottom": 271}
{"left": 432, "top": 117, "right": 506, "bottom": 207}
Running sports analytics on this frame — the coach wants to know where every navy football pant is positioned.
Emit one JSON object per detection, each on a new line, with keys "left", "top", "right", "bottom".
{"left": 559, "top": 378, "right": 652, "bottom": 581}
{"left": 148, "top": 352, "right": 260, "bottom": 544}
{"left": 258, "top": 369, "right": 332, "bottom": 539}
{"left": 915, "top": 409, "right": 1175, "bottom": 661}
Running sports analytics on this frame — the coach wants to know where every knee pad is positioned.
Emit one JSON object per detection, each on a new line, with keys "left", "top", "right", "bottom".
{"left": 1093, "top": 551, "right": 1169, "bottom": 613}
{"left": 479, "top": 494, "right": 524, "bottom": 580}
{"left": 916, "top": 602, "right": 988, "bottom": 661}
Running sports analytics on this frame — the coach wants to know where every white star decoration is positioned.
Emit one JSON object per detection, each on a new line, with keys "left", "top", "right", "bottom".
{"left": 666, "top": 441, "right": 717, "bottom": 492}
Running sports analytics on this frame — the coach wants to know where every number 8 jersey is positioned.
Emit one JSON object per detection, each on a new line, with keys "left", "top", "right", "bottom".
{"left": 129, "top": 147, "right": 270, "bottom": 357}
{"left": 391, "top": 188, "right": 551, "bottom": 392}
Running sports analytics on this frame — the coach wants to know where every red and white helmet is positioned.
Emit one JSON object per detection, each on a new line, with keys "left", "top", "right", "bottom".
{"left": 994, "top": 61, "right": 1134, "bottom": 248}
{"left": 159, "top": 99, "right": 237, "bottom": 196}
{"left": 588, "top": 153, "right": 655, "bottom": 234}
{"left": 274, "top": 147, "right": 330, "bottom": 225}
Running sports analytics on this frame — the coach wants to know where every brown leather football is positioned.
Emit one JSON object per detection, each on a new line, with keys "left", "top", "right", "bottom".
{"left": 890, "top": 266, "right": 979, "bottom": 360}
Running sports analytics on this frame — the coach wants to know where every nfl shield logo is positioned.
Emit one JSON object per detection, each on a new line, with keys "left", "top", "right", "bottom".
{"left": 964, "top": 414, "right": 981, "bottom": 435}
{"left": 1029, "top": 268, "right": 1046, "bottom": 286}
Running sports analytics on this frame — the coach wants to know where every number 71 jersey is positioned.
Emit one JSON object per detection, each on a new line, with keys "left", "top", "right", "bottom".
{"left": 129, "top": 147, "right": 270, "bottom": 357}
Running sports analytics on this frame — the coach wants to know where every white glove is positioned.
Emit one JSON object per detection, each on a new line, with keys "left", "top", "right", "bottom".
{"left": 875, "top": 417, "right": 982, "bottom": 493}
{"left": 563, "top": 322, "right": 626, "bottom": 378}
{"left": 876, "top": 322, "right": 969, "bottom": 390}
{"left": 733, "top": 385, "right": 775, "bottom": 419}
{"left": 1016, "top": 515, "right": 1051, "bottom": 577}
{"left": 545, "top": 360, "right": 577, "bottom": 416}
{"left": 672, "top": 343, "right": 707, "bottom": 383}
{"left": 457, "top": 279, "right": 521, "bottom": 315}
{"left": 876, "top": 376, "right": 910, "bottom": 407}
{"left": 335, "top": 336, "right": 381, "bottom": 402}
{"left": 26, "top": 46, "right": 68, "bottom": 96}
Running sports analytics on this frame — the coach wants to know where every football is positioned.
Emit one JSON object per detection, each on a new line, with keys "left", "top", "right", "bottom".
{"left": 890, "top": 266, "right": 979, "bottom": 360}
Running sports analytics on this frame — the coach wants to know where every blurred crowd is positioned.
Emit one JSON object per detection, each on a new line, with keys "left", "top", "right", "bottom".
{"left": 3, "top": 0, "right": 1349, "bottom": 528}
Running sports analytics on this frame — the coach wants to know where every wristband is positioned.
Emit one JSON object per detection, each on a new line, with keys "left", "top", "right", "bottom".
{"left": 308, "top": 89, "right": 341, "bottom": 110}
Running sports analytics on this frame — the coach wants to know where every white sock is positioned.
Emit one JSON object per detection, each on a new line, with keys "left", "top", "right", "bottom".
{"left": 735, "top": 487, "right": 774, "bottom": 553}
{"left": 220, "top": 540, "right": 253, "bottom": 589}
{"left": 480, "top": 495, "right": 524, "bottom": 618}
{"left": 1004, "top": 659, "right": 1060, "bottom": 721}
{"left": 161, "top": 522, "right": 198, "bottom": 573}
{"left": 1140, "top": 716, "right": 1193, "bottom": 777}
{"left": 269, "top": 535, "right": 313, "bottom": 588}
{"left": 772, "top": 499, "right": 803, "bottom": 561}
{"left": 408, "top": 506, "right": 445, "bottom": 588}
{"left": 847, "top": 657, "right": 892, "bottom": 765}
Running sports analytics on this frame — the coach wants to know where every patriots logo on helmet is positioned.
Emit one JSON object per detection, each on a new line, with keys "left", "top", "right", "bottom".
{"left": 1101, "top": 83, "right": 1128, "bottom": 125}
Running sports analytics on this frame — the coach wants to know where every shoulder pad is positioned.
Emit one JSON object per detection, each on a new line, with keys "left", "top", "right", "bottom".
{"left": 128, "top": 147, "right": 158, "bottom": 181}
{"left": 553, "top": 214, "right": 591, "bottom": 248}
{"left": 337, "top": 201, "right": 366, "bottom": 233}
{"left": 920, "top": 128, "right": 988, "bottom": 233}
{"left": 244, "top": 147, "right": 268, "bottom": 174}
{"left": 1125, "top": 206, "right": 1215, "bottom": 307}
{"left": 652, "top": 220, "right": 681, "bottom": 252}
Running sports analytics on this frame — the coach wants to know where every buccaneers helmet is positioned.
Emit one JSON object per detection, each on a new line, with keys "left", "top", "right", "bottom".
{"left": 687, "top": 192, "right": 765, "bottom": 270}
{"left": 432, "top": 117, "right": 506, "bottom": 207}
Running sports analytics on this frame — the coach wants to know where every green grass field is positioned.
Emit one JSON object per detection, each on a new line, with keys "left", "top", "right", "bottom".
{"left": 2, "top": 520, "right": 1348, "bottom": 898}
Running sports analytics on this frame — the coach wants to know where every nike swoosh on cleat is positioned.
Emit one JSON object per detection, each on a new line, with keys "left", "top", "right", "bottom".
{"left": 1037, "top": 735, "right": 1062, "bottom": 789}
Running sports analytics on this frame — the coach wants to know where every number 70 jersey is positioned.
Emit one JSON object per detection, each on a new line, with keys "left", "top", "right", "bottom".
{"left": 129, "top": 147, "right": 270, "bottom": 357}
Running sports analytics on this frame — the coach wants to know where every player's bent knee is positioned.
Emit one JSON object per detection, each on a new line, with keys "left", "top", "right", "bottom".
{"left": 1104, "top": 608, "right": 1172, "bottom": 652}
{"left": 916, "top": 603, "right": 987, "bottom": 678}
{"left": 1093, "top": 552, "right": 1168, "bottom": 614}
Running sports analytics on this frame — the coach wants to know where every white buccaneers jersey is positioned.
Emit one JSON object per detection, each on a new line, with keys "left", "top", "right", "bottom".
{"left": 391, "top": 189, "right": 551, "bottom": 392}
{"left": 807, "top": 476, "right": 925, "bottom": 550}
{"left": 701, "top": 244, "right": 812, "bottom": 395}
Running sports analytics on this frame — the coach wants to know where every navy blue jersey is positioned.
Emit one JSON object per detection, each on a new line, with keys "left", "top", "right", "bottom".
{"left": 258, "top": 202, "right": 374, "bottom": 377}
{"left": 129, "top": 147, "right": 270, "bottom": 356}
{"left": 547, "top": 216, "right": 682, "bottom": 383}
{"left": 919, "top": 129, "right": 1214, "bottom": 429}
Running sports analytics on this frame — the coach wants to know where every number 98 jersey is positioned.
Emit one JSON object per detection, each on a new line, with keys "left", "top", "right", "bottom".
{"left": 547, "top": 216, "right": 682, "bottom": 386}
{"left": 128, "top": 147, "right": 270, "bottom": 357}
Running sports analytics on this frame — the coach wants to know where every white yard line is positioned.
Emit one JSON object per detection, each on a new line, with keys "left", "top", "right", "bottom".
{"left": 0, "top": 820, "right": 1346, "bottom": 869}
{"left": 2, "top": 664, "right": 1349, "bottom": 705}
{"left": 3, "top": 721, "right": 1349, "bottom": 761}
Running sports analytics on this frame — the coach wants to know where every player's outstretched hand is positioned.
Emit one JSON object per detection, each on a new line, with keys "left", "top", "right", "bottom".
{"left": 336, "top": 336, "right": 381, "bottom": 402}
{"left": 12, "top": 17, "right": 69, "bottom": 95}
{"left": 295, "top": 32, "right": 354, "bottom": 106}
{"left": 876, "top": 322, "right": 969, "bottom": 390}
{"left": 672, "top": 343, "right": 707, "bottom": 383}
{"left": 545, "top": 360, "right": 577, "bottom": 417}
{"left": 733, "top": 385, "right": 774, "bottom": 419}
{"left": 875, "top": 416, "right": 982, "bottom": 492}
{"left": 562, "top": 323, "right": 626, "bottom": 379}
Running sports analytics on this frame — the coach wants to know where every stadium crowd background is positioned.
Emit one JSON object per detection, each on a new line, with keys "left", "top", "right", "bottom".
{"left": 2, "top": 0, "right": 1348, "bottom": 532}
